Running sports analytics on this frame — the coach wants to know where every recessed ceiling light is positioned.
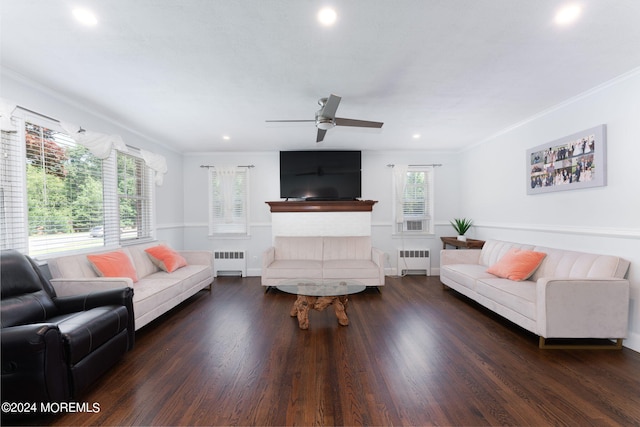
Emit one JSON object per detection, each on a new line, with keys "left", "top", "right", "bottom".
{"left": 318, "top": 7, "right": 337, "bottom": 26}
{"left": 222, "top": 135, "right": 231, "bottom": 140}
{"left": 555, "top": 4, "right": 582, "bottom": 25}
{"left": 73, "top": 8, "right": 98, "bottom": 26}
{"left": 412, "top": 134, "right": 421, "bottom": 139}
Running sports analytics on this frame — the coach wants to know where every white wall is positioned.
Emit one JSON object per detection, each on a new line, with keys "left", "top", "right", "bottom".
{"left": 182, "top": 150, "right": 462, "bottom": 275}
{"left": 1, "top": 71, "right": 186, "bottom": 250}
{"left": 459, "top": 69, "right": 640, "bottom": 352}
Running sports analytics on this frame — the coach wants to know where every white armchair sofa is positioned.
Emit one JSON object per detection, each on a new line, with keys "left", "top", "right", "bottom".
{"left": 262, "top": 236, "right": 385, "bottom": 288}
{"left": 440, "top": 239, "right": 630, "bottom": 348}
{"left": 47, "top": 242, "right": 214, "bottom": 330}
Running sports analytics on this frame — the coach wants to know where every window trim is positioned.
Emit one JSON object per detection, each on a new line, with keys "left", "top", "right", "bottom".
{"left": 392, "top": 165, "right": 435, "bottom": 236}
{"left": 207, "top": 167, "right": 250, "bottom": 237}
{"left": 117, "top": 149, "right": 156, "bottom": 245}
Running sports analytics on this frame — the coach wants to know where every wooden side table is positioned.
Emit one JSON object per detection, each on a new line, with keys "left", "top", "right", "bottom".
{"left": 441, "top": 236, "right": 485, "bottom": 249}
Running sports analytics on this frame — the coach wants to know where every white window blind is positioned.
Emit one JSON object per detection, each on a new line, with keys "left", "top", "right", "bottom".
{"left": 118, "top": 150, "right": 154, "bottom": 243}
{"left": 394, "top": 166, "right": 434, "bottom": 234}
{"left": 0, "top": 121, "right": 28, "bottom": 253}
{"left": 101, "top": 150, "right": 120, "bottom": 248}
{"left": 24, "top": 118, "right": 108, "bottom": 256}
{"left": 208, "top": 167, "right": 249, "bottom": 236}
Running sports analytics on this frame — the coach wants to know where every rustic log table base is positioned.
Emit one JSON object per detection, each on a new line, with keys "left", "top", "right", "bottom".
{"left": 289, "top": 295, "right": 350, "bottom": 329}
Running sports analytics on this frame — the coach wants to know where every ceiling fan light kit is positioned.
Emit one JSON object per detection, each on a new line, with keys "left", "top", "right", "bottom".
{"left": 315, "top": 116, "right": 335, "bottom": 130}
{"left": 267, "top": 94, "right": 383, "bottom": 143}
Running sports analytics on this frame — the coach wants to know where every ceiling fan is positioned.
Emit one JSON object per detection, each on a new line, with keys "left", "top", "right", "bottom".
{"left": 266, "top": 94, "right": 383, "bottom": 143}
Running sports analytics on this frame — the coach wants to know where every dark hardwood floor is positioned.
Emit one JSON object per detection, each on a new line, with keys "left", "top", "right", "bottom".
{"left": 15, "top": 276, "right": 640, "bottom": 426}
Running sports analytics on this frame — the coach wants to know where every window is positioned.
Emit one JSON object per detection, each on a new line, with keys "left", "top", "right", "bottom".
{"left": 393, "top": 166, "right": 434, "bottom": 234}
{"left": 24, "top": 120, "right": 107, "bottom": 256}
{"left": 118, "top": 151, "right": 154, "bottom": 242}
{"left": 0, "top": 109, "right": 155, "bottom": 258}
{"left": 208, "top": 167, "right": 249, "bottom": 236}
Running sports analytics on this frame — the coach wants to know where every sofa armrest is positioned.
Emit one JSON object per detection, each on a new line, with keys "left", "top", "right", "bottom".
{"left": 180, "top": 250, "right": 213, "bottom": 267}
{"left": 50, "top": 277, "right": 134, "bottom": 297}
{"left": 1, "top": 324, "right": 70, "bottom": 402}
{"left": 261, "top": 247, "right": 276, "bottom": 287}
{"left": 371, "top": 247, "right": 385, "bottom": 268}
{"left": 262, "top": 247, "right": 275, "bottom": 269}
{"left": 54, "top": 287, "right": 135, "bottom": 350}
{"left": 55, "top": 287, "right": 134, "bottom": 311}
{"left": 372, "top": 247, "right": 386, "bottom": 284}
{"left": 2, "top": 323, "right": 61, "bottom": 353}
{"left": 536, "top": 278, "right": 630, "bottom": 338}
{"left": 440, "top": 249, "right": 482, "bottom": 266}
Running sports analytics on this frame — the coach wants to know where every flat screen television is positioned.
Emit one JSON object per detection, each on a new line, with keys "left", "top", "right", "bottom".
{"left": 280, "top": 150, "right": 361, "bottom": 200}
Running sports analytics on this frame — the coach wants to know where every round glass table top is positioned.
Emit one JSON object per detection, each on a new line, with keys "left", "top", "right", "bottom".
{"left": 276, "top": 279, "right": 366, "bottom": 297}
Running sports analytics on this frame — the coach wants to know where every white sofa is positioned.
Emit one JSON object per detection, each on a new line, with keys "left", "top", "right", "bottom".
{"left": 440, "top": 239, "right": 630, "bottom": 348}
{"left": 262, "top": 236, "right": 385, "bottom": 288}
{"left": 47, "top": 242, "right": 214, "bottom": 330}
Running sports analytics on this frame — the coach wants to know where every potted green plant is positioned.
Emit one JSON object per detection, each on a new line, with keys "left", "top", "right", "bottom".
{"left": 450, "top": 218, "right": 473, "bottom": 241}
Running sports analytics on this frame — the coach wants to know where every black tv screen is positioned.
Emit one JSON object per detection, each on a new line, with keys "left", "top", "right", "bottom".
{"left": 280, "top": 150, "right": 361, "bottom": 200}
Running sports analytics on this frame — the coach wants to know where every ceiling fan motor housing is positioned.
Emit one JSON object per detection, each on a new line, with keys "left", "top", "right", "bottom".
{"left": 315, "top": 111, "right": 336, "bottom": 130}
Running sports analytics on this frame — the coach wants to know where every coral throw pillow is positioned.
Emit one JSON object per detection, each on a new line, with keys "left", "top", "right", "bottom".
{"left": 87, "top": 250, "right": 138, "bottom": 282}
{"left": 145, "top": 245, "right": 188, "bottom": 273}
{"left": 487, "top": 248, "right": 546, "bottom": 281}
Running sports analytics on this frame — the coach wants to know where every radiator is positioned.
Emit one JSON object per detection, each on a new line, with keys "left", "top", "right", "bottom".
{"left": 213, "top": 251, "right": 246, "bottom": 277}
{"left": 397, "top": 249, "right": 431, "bottom": 276}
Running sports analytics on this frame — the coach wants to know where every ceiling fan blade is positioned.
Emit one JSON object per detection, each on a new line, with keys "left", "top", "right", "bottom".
{"left": 265, "top": 119, "right": 315, "bottom": 123}
{"left": 316, "top": 129, "right": 327, "bottom": 143}
{"left": 335, "top": 117, "right": 384, "bottom": 128}
{"left": 321, "top": 94, "right": 341, "bottom": 119}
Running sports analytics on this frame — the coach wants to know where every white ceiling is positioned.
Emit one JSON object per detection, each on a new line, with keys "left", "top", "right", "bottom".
{"left": 2, "top": 1, "right": 640, "bottom": 153}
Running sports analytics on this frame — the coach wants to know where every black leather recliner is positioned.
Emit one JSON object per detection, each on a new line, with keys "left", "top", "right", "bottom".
{"left": 1, "top": 249, "right": 135, "bottom": 407}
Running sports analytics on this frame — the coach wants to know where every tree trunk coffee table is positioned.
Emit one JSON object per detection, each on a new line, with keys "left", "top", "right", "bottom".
{"left": 276, "top": 279, "right": 366, "bottom": 330}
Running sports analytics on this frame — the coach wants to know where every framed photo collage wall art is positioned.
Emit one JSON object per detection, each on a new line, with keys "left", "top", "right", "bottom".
{"left": 527, "top": 124, "right": 606, "bottom": 195}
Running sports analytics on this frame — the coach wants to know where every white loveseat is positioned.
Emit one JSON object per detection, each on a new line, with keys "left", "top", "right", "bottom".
{"left": 262, "top": 236, "right": 385, "bottom": 288}
{"left": 440, "top": 239, "right": 630, "bottom": 348}
{"left": 47, "top": 242, "right": 214, "bottom": 330}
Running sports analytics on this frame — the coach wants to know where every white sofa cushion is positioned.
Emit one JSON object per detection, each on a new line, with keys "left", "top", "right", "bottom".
{"left": 322, "top": 236, "right": 372, "bottom": 260}
{"left": 441, "top": 264, "right": 494, "bottom": 292}
{"left": 274, "top": 236, "right": 323, "bottom": 260}
{"left": 476, "top": 278, "right": 537, "bottom": 320}
{"left": 49, "top": 242, "right": 164, "bottom": 280}
{"left": 124, "top": 242, "right": 162, "bottom": 279}
{"left": 479, "top": 240, "right": 535, "bottom": 267}
{"left": 48, "top": 251, "right": 103, "bottom": 279}
{"left": 323, "top": 259, "right": 380, "bottom": 279}
{"left": 480, "top": 240, "right": 630, "bottom": 280}
{"left": 262, "top": 260, "right": 323, "bottom": 279}
{"left": 161, "top": 264, "right": 214, "bottom": 291}
{"left": 133, "top": 276, "right": 185, "bottom": 319}
{"left": 529, "top": 246, "right": 630, "bottom": 281}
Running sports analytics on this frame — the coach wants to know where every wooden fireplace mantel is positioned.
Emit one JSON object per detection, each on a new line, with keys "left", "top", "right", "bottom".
{"left": 266, "top": 200, "right": 378, "bottom": 213}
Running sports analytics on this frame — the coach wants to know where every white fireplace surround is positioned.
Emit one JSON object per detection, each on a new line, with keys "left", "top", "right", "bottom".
{"left": 271, "top": 211, "right": 372, "bottom": 237}
{"left": 266, "top": 200, "right": 377, "bottom": 239}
